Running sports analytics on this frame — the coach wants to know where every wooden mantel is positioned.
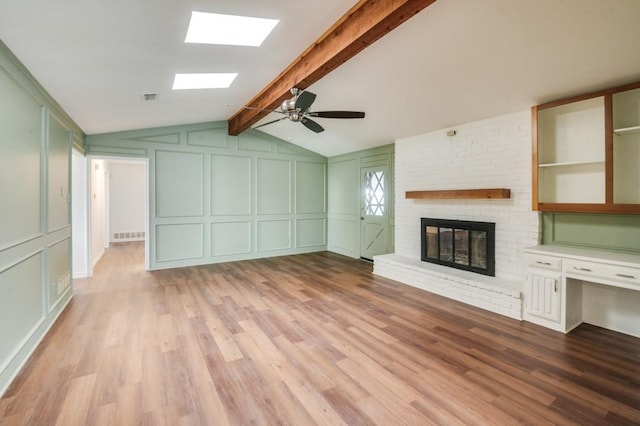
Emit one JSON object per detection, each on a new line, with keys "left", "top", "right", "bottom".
{"left": 406, "top": 188, "right": 511, "bottom": 200}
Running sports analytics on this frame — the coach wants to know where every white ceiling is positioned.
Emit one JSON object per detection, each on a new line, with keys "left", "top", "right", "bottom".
{"left": 1, "top": 0, "right": 640, "bottom": 157}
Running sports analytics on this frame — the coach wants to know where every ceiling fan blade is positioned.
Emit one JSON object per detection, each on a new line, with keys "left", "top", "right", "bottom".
{"left": 295, "top": 91, "right": 316, "bottom": 111}
{"left": 252, "top": 116, "right": 288, "bottom": 130}
{"left": 311, "top": 111, "right": 365, "bottom": 119}
{"left": 301, "top": 117, "right": 324, "bottom": 133}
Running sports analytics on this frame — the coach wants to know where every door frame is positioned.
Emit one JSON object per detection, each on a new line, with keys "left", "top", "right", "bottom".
{"left": 84, "top": 155, "right": 150, "bottom": 274}
{"left": 360, "top": 164, "right": 390, "bottom": 260}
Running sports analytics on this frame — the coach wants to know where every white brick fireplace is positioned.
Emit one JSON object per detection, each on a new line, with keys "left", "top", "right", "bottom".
{"left": 374, "top": 111, "right": 539, "bottom": 319}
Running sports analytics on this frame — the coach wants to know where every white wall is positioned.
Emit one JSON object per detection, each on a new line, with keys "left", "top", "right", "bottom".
{"left": 90, "top": 159, "right": 107, "bottom": 268}
{"left": 395, "top": 111, "right": 539, "bottom": 282}
{"left": 108, "top": 160, "right": 145, "bottom": 242}
{"left": 71, "top": 149, "right": 88, "bottom": 278}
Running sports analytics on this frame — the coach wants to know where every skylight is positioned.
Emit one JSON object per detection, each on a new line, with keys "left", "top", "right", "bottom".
{"left": 185, "top": 11, "right": 279, "bottom": 47}
{"left": 172, "top": 73, "right": 238, "bottom": 90}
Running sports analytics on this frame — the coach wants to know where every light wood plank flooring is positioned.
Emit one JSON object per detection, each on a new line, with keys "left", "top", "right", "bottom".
{"left": 1, "top": 243, "right": 639, "bottom": 425}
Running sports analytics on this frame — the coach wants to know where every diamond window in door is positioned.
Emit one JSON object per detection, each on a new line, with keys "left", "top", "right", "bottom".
{"left": 365, "top": 171, "right": 385, "bottom": 216}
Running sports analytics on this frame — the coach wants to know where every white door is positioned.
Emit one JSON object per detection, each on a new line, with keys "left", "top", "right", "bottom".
{"left": 360, "top": 165, "right": 389, "bottom": 260}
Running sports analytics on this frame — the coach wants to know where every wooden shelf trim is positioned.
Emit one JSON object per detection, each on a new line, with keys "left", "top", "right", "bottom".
{"left": 536, "top": 202, "right": 640, "bottom": 214}
{"left": 406, "top": 188, "right": 511, "bottom": 200}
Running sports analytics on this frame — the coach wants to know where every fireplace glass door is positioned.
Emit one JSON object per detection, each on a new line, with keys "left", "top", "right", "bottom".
{"left": 421, "top": 218, "right": 495, "bottom": 276}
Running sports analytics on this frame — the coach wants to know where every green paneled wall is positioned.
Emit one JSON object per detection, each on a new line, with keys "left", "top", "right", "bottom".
{"left": 86, "top": 122, "right": 327, "bottom": 270}
{"left": 211, "top": 156, "right": 251, "bottom": 215}
{"left": 541, "top": 212, "right": 640, "bottom": 253}
{"left": 257, "top": 158, "right": 291, "bottom": 215}
{"left": 156, "top": 150, "right": 204, "bottom": 217}
{"left": 47, "top": 113, "right": 72, "bottom": 231}
{"left": 0, "top": 40, "right": 84, "bottom": 396}
{"left": 0, "top": 72, "right": 41, "bottom": 246}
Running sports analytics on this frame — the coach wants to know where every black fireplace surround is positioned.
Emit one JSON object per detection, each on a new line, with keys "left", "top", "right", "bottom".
{"left": 421, "top": 218, "right": 495, "bottom": 276}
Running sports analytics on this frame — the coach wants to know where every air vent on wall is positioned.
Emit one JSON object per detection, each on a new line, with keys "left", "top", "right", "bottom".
{"left": 113, "top": 231, "right": 145, "bottom": 241}
{"left": 142, "top": 93, "right": 157, "bottom": 101}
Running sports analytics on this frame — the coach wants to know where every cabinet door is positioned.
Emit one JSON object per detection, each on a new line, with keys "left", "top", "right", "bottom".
{"left": 525, "top": 272, "right": 561, "bottom": 322}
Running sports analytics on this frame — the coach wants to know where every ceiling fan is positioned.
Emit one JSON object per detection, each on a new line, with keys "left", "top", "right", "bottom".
{"left": 252, "top": 87, "right": 365, "bottom": 133}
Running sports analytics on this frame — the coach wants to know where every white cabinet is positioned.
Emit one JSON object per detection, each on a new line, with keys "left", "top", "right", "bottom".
{"left": 524, "top": 253, "right": 563, "bottom": 329}
{"left": 525, "top": 272, "right": 561, "bottom": 323}
{"left": 524, "top": 245, "right": 640, "bottom": 337}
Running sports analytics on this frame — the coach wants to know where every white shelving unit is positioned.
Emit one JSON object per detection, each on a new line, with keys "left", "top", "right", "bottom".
{"left": 532, "top": 81, "right": 640, "bottom": 213}
{"left": 536, "top": 96, "right": 605, "bottom": 205}
{"left": 613, "top": 87, "right": 640, "bottom": 204}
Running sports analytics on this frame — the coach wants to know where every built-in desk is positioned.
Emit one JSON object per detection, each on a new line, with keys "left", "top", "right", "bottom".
{"left": 524, "top": 245, "right": 640, "bottom": 338}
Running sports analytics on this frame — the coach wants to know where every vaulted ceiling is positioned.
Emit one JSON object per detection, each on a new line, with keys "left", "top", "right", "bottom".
{"left": 1, "top": 0, "right": 640, "bottom": 157}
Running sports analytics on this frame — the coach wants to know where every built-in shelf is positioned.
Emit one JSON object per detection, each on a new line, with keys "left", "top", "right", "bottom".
{"left": 614, "top": 125, "right": 640, "bottom": 135}
{"left": 538, "top": 160, "right": 605, "bottom": 168}
{"left": 532, "top": 80, "right": 640, "bottom": 213}
{"left": 406, "top": 188, "right": 511, "bottom": 200}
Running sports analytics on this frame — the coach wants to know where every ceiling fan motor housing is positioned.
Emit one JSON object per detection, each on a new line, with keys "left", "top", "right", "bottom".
{"left": 281, "top": 98, "right": 296, "bottom": 112}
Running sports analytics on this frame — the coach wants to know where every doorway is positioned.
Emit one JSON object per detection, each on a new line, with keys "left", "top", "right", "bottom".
{"left": 360, "top": 164, "right": 389, "bottom": 261}
{"left": 72, "top": 155, "right": 149, "bottom": 276}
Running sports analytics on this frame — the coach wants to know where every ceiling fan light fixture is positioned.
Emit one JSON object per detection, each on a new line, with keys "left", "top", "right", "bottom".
{"left": 185, "top": 12, "right": 279, "bottom": 47}
{"left": 289, "top": 112, "right": 301, "bottom": 122}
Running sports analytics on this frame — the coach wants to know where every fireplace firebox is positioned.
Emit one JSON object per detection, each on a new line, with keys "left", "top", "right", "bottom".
{"left": 421, "top": 218, "right": 495, "bottom": 276}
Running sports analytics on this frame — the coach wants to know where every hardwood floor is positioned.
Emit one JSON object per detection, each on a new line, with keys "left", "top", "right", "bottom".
{"left": 1, "top": 243, "right": 639, "bottom": 425}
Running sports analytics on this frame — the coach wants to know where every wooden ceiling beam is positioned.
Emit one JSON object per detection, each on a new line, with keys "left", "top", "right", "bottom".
{"left": 227, "top": 0, "right": 437, "bottom": 136}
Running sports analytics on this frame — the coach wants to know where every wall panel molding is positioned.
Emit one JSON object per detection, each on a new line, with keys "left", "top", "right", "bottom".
{"left": 257, "top": 220, "right": 291, "bottom": 252}
{"left": 132, "top": 132, "right": 180, "bottom": 145}
{"left": 211, "top": 221, "right": 252, "bottom": 256}
{"left": 87, "top": 120, "right": 327, "bottom": 270}
{"left": 295, "top": 161, "right": 326, "bottom": 214}
{"left": 211, "top": 155, "right": 251, "bottom": 216}
{"left": 155, "top": 150, "right": 204, "bottom": 218}
{"left": 188, "top": 127, "right": 229, "bottom": 148}
{"left": 155, "top": 223, "right": 204, "bottom": 262}
{"left": 257, "top": 158, "right": 291, "bottom": 215}
{"left": 86, "top": 145, "right": 147, "bottom": 157}
{"left": 296, "top": 218, "right": 326, "bottom": 248}
{"left": 0, "top": 252, "right": 44, "bottom": 375}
